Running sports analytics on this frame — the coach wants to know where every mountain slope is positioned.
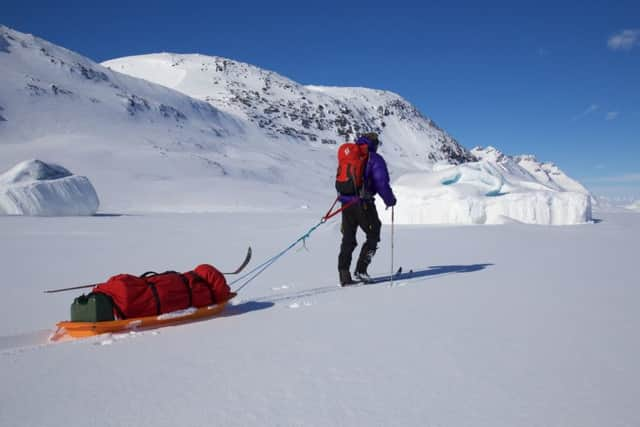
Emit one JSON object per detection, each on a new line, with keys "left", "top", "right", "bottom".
{"left": 0, "top": 26, "right": 366, "bottom": 212}
{"left": 1, "top": 26, "right": 476, "bottom": 213}
{"left": 102, "top": 53, "right": 474, "bottom": 169}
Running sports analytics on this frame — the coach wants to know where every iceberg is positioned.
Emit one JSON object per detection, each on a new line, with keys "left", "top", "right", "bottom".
{"left": 0, "top": 160, "right": 99, "bottom": 216}
{"left": 379, "top": 160, "right": 592, "bottom": 225}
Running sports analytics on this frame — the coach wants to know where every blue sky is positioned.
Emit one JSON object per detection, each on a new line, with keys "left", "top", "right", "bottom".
{"left": 3, "top": 0, "right": 639, "bottom": 197}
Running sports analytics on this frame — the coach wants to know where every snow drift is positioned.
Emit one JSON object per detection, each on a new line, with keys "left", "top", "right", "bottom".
{"left": 0, "top": 160, "right": 99, "bottom": 216}
{"left": 381, "top": 154, "right": 592, "bottom": 225}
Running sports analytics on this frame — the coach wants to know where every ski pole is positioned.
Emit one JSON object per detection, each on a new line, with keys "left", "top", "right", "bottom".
{"left": 390, "top": 206, "right": 395, "bottom": 287}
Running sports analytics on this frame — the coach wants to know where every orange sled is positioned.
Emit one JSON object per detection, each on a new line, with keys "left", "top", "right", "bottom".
{"left": 51, "top": 293, "right": 236, "bottom": 341}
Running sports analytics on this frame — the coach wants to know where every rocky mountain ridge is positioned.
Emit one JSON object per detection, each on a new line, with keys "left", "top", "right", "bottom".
{"left": 102, "top": 53, "right": 474, "bottom": 168}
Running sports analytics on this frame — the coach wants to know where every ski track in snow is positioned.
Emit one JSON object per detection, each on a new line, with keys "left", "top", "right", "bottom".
{"left": 0, "top": 327, "right": 160, "bottom": 354}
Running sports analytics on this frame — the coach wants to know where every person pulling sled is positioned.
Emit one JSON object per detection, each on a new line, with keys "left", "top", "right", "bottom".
{"left": 335, "top": 132, "right": 397, "bottom": 286}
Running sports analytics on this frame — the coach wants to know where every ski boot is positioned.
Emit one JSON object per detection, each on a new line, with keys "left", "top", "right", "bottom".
{"left": 339, "top": 270, "right": 359, "bottom": 287}
{"left": 354, "top": 269, "right": 372, "bottom": 283}
{"left": 355, "top": 247, "right": 376, "bottom": 283}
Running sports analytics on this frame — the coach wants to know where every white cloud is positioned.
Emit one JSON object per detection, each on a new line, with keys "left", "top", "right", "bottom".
{"left": 572, "top": 104, "right": 599, "bottom": 121}
{"left": 606, "top": 111, "right": 620, "bottom": 120}
{"left": 608, "top": 29, "right": 640, "bottom": 51}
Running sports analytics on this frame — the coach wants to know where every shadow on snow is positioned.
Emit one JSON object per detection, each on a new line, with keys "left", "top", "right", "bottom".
{"left": 368, "top": 263, "right": 493, "bottom": 284}
{"left": 222, "top": 300, "right": 275, "bottom": 317}
{"left": 250, "top": 263, "right": 494, "bottom": 305}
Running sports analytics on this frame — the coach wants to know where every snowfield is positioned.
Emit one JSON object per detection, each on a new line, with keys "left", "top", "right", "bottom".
{"left": 1, "top": 211, "right": 639, "bottom": 426}
{"left": 0, "top": 159, "right": 99, "bottom": 216}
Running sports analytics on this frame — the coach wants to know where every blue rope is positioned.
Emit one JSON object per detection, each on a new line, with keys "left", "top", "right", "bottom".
{"left": 231, "top": 221, "right": 325, "bottom": 293}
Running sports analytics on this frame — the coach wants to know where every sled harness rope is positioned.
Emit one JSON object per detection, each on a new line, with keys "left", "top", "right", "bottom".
{"left": 230, "top": 197, "right": 358, "bottom": 293}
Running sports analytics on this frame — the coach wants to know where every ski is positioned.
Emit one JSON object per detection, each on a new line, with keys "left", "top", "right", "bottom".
{"left": 43, "top": 282, "right": 98, "bottom": 294}
{"left": 44, "top": 246, "right": 252, "bottom": 294}
{"left": 366, "top": 267, "right": 408, "bottom": 285}
{"left": 340, "top": 267, "right": 403, "bottom": 287}
{"left": 339, "top": 280, "right": 363, "bottom": 287}
{"left": 222, "top": 246, "right": 252, "bottom": 275}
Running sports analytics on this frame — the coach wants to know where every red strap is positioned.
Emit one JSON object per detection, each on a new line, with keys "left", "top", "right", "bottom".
{"left": 322, "top": 197, "right": 358, "bottom": 222}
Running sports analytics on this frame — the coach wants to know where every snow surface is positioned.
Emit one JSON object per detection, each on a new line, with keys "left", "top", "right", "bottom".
{"left": 1, "top": 211, "right": 639, "bottom": 426}
{"left": 0, "top": 159, "right": 99, "bottom": 216}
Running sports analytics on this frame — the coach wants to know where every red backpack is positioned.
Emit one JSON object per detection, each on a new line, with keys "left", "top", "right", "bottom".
{"left": 335, "top": 142, "right": 369, "bottom": 195}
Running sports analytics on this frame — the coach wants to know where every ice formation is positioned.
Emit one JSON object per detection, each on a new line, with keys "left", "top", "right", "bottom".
{"left": 378, "top": 160, "right": 592, "bottom": 225}
{"left": 0, "top": 160, "right": 99, "bottom": 216}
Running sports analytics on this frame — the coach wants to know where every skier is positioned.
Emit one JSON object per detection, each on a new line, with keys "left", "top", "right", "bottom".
{"left": 337, "top": 132, "right": 396, "bottom": 286}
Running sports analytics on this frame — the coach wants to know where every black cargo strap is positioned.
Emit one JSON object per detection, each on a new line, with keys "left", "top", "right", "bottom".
{"left": 140, "top": 271, "right": 159, "bottom": 278}
{"left": 140, "top": 270, "right": 194, "bottom": 312}
{"left": 140, "top": 271, "right": 162, "bottom": 315}
{"left": 177, "top": 274, "right": 193, "bottom": 307}
{"left": 147, "top": 282, "right": 162, "bottom": 315}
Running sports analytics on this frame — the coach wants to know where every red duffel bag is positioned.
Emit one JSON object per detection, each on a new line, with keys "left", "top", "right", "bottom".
{"left": 93, "top": 264, "right": 231, "bottom": 319}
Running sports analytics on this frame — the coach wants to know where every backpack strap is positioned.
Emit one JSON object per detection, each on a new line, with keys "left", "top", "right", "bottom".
{"left": 139, "top": 271, "right": 164, "bottom": 315}
{"left": 178, "top": 274, "right": 193, "bottom": 307}
{"left": 140, "top": 270, "right": 193, "bottom": 310}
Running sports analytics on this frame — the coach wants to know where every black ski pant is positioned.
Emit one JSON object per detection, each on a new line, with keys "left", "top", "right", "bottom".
{"left": 338, "top": 200, "right": 382, "bottom": 273}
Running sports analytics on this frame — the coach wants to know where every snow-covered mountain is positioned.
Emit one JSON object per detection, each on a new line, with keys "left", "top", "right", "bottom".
{"left": 102, "top": 53, "right": 473, "bottom": 169}
{"left": 1, "top": 25, "right": 591, "bottom": 223}
{"left": 0, "top": 25, "right": 476, "bottom": 213}
{"left": 0, "top": 25, "right": 274, "bottom": 212}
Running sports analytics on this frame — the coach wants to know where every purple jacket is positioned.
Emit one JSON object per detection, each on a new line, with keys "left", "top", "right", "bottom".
{"left": 339, "top": 137, "right": 397, "bottom": 207}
